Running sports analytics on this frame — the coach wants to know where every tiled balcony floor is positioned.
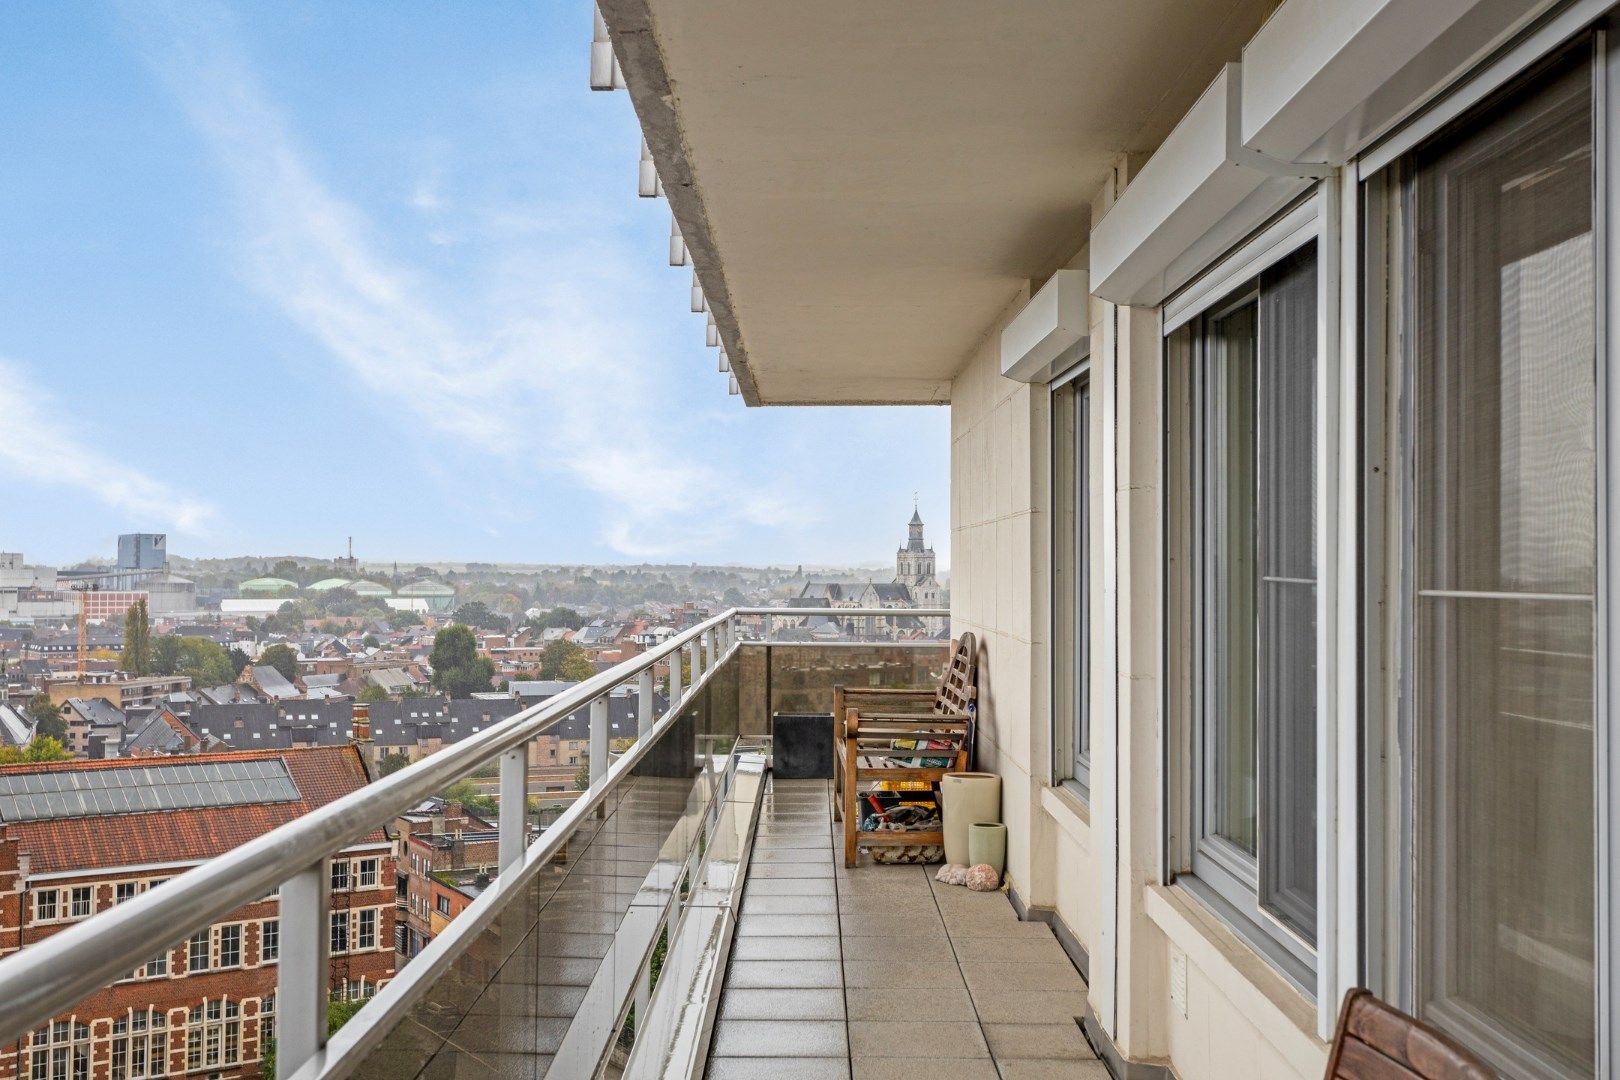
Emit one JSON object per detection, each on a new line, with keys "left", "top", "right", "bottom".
{"left": 707, "top": 779, "right": 1105, "bottom": 1079}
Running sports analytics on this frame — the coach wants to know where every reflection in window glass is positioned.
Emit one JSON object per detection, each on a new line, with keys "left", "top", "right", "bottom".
{"left": 1406, "top": 43, "right": 1595, "bottom": 1078}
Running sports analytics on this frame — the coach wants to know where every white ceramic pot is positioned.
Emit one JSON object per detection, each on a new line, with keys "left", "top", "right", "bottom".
{"left": 940, "top": 772, "right": 1001, "bottom": 866}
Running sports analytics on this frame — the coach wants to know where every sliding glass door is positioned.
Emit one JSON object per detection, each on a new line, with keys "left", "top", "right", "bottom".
{"left": 1371, "top": 40, "right": 1597, "bottom": 1079}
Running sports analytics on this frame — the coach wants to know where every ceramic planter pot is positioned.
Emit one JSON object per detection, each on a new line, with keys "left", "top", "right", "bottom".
{"left": 968, "top": 822, "right": 1008, "bottom": 876}
{"left": 940, "top": 772, "right": 1001, "bottom": 866}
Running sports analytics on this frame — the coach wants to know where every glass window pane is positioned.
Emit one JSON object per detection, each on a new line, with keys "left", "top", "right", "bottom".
{"left": 1257, "top": 246, "right": 1318, "bottom": 938}
{"left": 1207, "top": 299, "right": 1258, "bottom": 856}
{"left": 1052, "top": 376, "right": 1089, "bottom": 791}
{"left": 1409, "top": 43, "right": 1595, "bottom": 1078}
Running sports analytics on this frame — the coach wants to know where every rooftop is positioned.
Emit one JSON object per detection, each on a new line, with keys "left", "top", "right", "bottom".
{"left": 0, "top": 745, "right": 382, "bottom": 873}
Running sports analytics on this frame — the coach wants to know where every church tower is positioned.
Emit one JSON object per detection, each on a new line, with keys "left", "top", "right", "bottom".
{"left": 895, "top": 503, "right": 942, "bottom": 606}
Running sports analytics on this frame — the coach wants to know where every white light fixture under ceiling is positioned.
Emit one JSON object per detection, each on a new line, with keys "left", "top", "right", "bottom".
{"left": 589, "top": 7, "right": 625, "bottom": 90}
{"left": 668, "top": 218, "right": 688, "bottom": 267}
{"left": 638, "top": 139, "right": 660, "bottom": 198}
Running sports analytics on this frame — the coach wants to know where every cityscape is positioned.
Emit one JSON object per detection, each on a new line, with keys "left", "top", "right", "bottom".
{"left": 0, "top": 514, "right": 947, "bottom": 1080}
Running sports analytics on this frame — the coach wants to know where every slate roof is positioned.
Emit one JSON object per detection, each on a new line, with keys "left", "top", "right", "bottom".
{"left": 369, "top": 668, "right": 416, "bottom": 693}
{"left": 63, "top": 697, "right": 126, "bottom": 729}
{"left": 508, "top": 680, "right": 574, "bottom": 699}
{"left": 865, "top": 582, "right": 914, "bottom": 603}
{"left": 122, "top": 709, "right": 197, "bottom": 756}
{"left": 0, "top": 746, "right": 381, "bottom": 874}
{"left": 0, "top": 705, "right": 33, "bottom": 748}
{"left": 197, "top": 684, "right": 257, "bottom": 706}
{"left": 189, "top": 701, "right": 359, "bottom": 749}
{"left": 250, "top": 665, "right": 301, "bottom": 700}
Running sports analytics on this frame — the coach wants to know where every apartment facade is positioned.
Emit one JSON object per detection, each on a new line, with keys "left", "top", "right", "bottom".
{"left": 598, "top": 1, "right": 1618, "bottom": 1076}
{"left": 392, "top": 802, "right": 498, "bottom": 960}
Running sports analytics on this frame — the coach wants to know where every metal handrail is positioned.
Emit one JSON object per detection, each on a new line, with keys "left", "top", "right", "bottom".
{"left": 0, "top": 606, "right": 947, "bottom": 1065}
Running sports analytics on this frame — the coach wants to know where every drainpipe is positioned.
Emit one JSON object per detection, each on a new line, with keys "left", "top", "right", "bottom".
{"left": 13, "top": 853, "right": 30, "bottom": 1080}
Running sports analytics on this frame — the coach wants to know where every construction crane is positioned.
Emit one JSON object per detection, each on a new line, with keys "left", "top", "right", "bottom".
{"left": 65, "top": 579, "right": 99, "bottom": 682}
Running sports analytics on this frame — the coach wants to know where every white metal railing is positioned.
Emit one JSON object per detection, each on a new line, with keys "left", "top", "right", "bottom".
{"left": 0, "top": 607, "right": 947, "bottom": 1079}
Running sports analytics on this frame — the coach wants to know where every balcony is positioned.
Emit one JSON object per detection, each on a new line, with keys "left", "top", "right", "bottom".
{"left": 0, "top": 610, "right": 1097, "bottom": 1079}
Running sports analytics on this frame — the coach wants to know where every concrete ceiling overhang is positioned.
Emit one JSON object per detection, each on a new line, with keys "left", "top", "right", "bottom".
{"left": 600, "top": 0, "right": 1281, "bottom": 406}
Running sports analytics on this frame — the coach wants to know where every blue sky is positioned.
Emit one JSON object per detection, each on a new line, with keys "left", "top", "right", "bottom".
{"left": 0, "top": 2, "right": 949, "bottom": 570}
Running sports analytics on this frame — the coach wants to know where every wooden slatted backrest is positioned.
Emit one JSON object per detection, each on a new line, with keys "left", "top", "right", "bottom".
{"left": 1325, "top": 991, "right": 1495, "bottom": 1080}
{"left": 933, "top": 633, "right": 977, "bottom": 716}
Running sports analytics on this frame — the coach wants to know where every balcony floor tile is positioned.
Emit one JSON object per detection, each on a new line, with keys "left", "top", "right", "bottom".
{"left": 707, "top": 777, "right": 1094, "bottom": 1077}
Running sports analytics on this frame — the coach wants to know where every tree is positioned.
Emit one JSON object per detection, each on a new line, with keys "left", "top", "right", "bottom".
{"left": 440, "top": 778, "right": 498, "bottom": 816}
{"left": 538, "top": 639, "right": 594, "bottom": 681}
{"left": 363, "top": 634, "right": 380, "bottom": 648}
{"left": 152, "top": 635, "right": 182, "bottom": 676}
{"left": 174, "top": 637, "right": 235, "bottom": 688}
{"left": 25, "top": 696, "right": 66, "bottom": 742}
{"left": 262, "top": 995, "right": 367, "bottom": 1080}
{"left": 357, "top": 684, "right": 389, "bottom": 703}
{"left": 429, "top": 625, "right": 496, "bottom": 698}
{"left": 722, "top": 587, "right": 746, "bottom": 607}
{"left": 535, "top": 607, "right": 583, "bottom": 631}
{"left": 451, "top": 602, "right": 508, "bottom": 632}
{"left": 0, "top": 737, "right": 72, "bottom": 765}
{"left": 120, "top": 599, "right": 151, "bottom": 676}
{"left": 259, "top": 644, "right": 299, "bottom": 683}
{"left": 228, "top": 647, "right": 251, "bottom": 677}
{"left": 377, "top": 752, "right": 410, "bottom": 776}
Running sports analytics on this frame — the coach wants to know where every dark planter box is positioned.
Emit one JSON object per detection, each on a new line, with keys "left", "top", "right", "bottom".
{"left": 772, "top": 712, "right": 834, "bottom": 779}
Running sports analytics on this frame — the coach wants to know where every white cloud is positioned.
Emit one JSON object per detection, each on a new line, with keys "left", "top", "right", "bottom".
{"left": 0, "top": 358, "right": 215, "bottom": 532}
{"left": 125, "top": 1, "right": 802, "bottom": 558}
{"left": 410, "top": 175, "right": 444, "bottom": 212}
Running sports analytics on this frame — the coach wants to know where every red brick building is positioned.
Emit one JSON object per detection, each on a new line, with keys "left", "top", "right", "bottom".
{"left": 392, "top": 802, "right": 497, "bottom": 961}
{"left": 0, "top": 747, "right": 396, "bottom": 1080}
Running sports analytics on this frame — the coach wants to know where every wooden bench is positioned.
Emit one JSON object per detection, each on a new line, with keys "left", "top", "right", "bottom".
{"left": 1325, "top": 990, "right": 1496, "bottom": 1079}
{"left": 833, "top": 633, "right": 977, "bottom": 867}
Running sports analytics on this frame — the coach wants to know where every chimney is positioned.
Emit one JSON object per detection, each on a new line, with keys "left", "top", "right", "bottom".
{"left": 352, "top": 702, "right": 371, "bottom": 743}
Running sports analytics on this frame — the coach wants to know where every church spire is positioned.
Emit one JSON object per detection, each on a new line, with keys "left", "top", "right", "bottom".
{"left": 905, "top": 499, "right": 926, "bottom": 553}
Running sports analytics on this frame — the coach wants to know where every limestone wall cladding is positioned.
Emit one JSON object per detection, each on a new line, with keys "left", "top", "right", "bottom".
{"left": 949, "top": 154, "right": 1326, "bottom": 1080}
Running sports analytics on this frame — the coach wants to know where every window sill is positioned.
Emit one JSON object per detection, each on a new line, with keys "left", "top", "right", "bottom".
{"left": 1143, "top": 882, "right": 1327, "bottom": 1078}
{"left": 1039, "top": 784, "right": 1090, "bottom": 849}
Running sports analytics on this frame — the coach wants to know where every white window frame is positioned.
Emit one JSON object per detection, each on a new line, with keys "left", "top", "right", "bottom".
{"left": 217, "top": 923, "right": 242, "bottom": 969}
{"left": 109, "top": 1008, "right": 167, "bottom": 1080}
{"left": 1050, "top": 349, "right": 1093, "bottom": 800}
{"left": 187, "top": 930, "right": 210, "bottom": 974}
{"left": 260, "top": 918, "right": 279, "bottom": 963}
{"left": 1162, "top": 183, "right": 1353, "bottom": 1034}
{"left": 30, "top": 1019, "right": 89, "bottom": 1080}
{"left": 1359, "top": 11, "right": 1618, "bottom": 1073}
